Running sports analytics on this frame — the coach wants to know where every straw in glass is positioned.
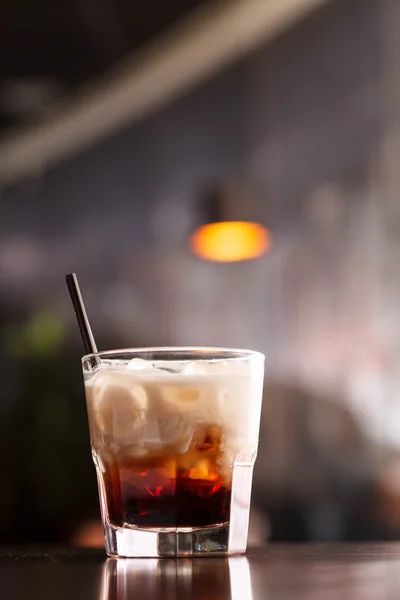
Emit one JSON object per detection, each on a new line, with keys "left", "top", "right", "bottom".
{"left": 66, "top": 273, "right": 98, "bottom": 356}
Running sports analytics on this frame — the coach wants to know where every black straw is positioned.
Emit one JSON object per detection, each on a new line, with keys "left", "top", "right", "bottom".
{"left": 66, "top": 273, "right": 98, "bottom": 355}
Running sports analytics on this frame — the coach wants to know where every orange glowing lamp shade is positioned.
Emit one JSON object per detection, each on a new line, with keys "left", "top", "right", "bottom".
{"left": 190, "top": 221, "right": 271, "bottom": 262}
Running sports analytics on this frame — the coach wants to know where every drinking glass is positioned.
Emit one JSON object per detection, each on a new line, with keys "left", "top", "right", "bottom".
{"left": 82, "top": 347, "right": 264, "bottom": 557}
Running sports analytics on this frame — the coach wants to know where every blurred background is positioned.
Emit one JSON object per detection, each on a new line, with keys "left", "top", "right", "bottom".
{"left": 1, "top": 0, "right": 400, "bottom": 545}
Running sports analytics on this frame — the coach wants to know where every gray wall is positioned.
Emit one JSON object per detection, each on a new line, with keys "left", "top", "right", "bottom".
{"left": 2, "top": 0, "right": 399, "bottom": 447}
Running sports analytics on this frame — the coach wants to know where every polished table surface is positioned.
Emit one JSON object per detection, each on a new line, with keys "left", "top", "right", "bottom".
{"left": 2, "top": 544, "right": 400, "bottom": 599}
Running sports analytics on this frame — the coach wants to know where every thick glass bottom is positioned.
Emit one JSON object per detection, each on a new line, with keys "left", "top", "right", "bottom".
{"left": 98, "top": 461, "right": 255, "bottom": 557}
{"left": 104, "top": 522, "right": 230, "bottom": 557}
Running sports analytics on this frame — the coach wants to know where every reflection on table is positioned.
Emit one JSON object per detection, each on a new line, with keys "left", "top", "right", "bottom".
{"left": 100, "top": 555, "right": 253, "bottom": 600}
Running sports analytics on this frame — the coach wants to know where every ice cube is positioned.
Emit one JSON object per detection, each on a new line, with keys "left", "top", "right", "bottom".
{"left": 181, "top": 361, "right": 207, "bottom": 375}
{"left": 127, "top": 358, "right": 181, "bottom": 376}
{"left": 181, "top": 360, "right": 235, "bottom": 376}
{"left": 126, "top": 358, "right": 151, "bottom": 371}
{"left": 91, "top": 371, "right": 147, "bottom": 444}
{"left": 152, "top": 375, "right": 224, "bottom": 435}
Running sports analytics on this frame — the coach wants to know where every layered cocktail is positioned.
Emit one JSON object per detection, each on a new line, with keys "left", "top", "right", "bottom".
{"left": 83, "top": 348, "right": 264, "bottom": 557}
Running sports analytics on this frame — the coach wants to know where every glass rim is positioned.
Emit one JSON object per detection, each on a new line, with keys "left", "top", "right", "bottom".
{"left": 82, "top": 346, "right": 264, "bottom": 363}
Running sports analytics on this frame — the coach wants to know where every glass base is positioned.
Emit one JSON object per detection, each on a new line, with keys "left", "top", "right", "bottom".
{"left": 104, "top": 523, "right": 233, "bottom": 557}
{"left": 100, "top": 462, "right": 254, "bottom": 557}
